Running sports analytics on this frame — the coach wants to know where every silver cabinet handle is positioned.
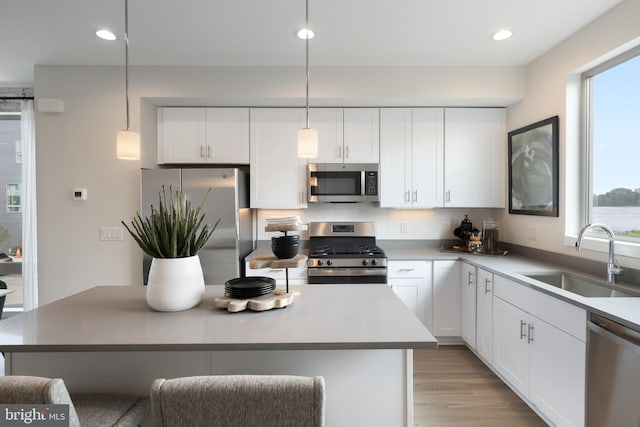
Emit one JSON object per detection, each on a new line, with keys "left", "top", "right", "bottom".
{"left": 467, "top": 271, "right": 474, "bottom": 286}
{"left": 484, "top": 278, "right": 491, "bottom": 294}
{"left": 446, "top": 190, "right": 451, "bottom": 203}
{"left": 207, "top": 145, "right": 212, "bottom": 158}
{"left": 200, "top": 145, "right": 205, "bottom": 158}
{"left": 345, "top": 145, "right": 349, "bottom": 159}
{"left": 528, "top": 324, "right": 535, "bottom": 343}
{"left": 412, "top": 190, "right": 417, "bottom": 202}
{"left": 337, "top": 146, "right": 342, "bottom": 159}
{"left": 520, "top": 320, "right": 527, "bottom": 340}
{"left": 398, "top": 268, "right": 415, "bottom": 273}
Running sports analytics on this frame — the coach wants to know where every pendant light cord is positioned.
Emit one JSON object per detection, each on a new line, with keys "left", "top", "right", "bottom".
{"left": 124, "top": 0, "right": 131, "bottom": 131}
{"left": 305, "top": 0, "right": 310, "bottom": 129}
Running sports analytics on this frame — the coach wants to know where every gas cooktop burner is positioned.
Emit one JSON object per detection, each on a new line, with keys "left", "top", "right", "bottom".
{"left": 309, "top": 244, "right": 385, "bottom": 257}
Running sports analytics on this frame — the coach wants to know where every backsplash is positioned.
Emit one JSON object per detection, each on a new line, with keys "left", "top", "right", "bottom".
{"left": 256, "top": 205, "right": 494, "bottom": 241}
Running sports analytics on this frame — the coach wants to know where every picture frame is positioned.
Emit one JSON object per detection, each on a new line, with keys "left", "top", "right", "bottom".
{"left": 508, "top": 115, "right": 559, "bottom": 216}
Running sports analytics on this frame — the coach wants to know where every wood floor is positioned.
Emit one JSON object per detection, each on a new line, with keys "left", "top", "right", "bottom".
{"left": 413, "top": 346, "right": 548, "bottom": 427}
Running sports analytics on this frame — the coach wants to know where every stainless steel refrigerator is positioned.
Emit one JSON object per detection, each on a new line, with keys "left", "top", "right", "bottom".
{"left": 140, "top": 168, "right": 253, "bottom": 285}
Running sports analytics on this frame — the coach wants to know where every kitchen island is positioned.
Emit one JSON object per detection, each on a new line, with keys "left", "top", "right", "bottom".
{"left": 0, "top": 284, "right": 436, "bottom": 427}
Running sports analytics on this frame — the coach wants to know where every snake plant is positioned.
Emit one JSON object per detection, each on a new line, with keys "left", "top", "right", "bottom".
{"left": 122, "top": 186, "right": 220, "bottom": 258}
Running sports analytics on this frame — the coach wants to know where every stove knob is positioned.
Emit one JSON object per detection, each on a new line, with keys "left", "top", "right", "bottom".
{"left": 327, "top": 260, "right": 333, "bottom": 266}
{"left": 317, "top": 260, "right": 323, "bottom": 266}
{"left": 362, "top": 259, "right": 369, "bottom": 266}
{"left": 371, "top": 259, "right": 377, "bottom": 266}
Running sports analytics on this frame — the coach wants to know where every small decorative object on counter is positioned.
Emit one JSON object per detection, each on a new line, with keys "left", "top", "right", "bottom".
{"left": 482, "top": 218, "right": 499, "bottom": 255}
{"left": 453, "top": 214, "right": 479, "bottom": 245}
{"left": 122, "top": 186, "right": 220, "bottom": 312}
{"left": 467, "top": 231, "right": 483, "bottom": 253}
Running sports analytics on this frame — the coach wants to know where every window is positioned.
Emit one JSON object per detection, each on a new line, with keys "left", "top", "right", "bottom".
{"left": 583, "top": 48, "right": 640, "bottom": 241}
{"left": 6, "top": 183, "right": 21, "bottom": 213}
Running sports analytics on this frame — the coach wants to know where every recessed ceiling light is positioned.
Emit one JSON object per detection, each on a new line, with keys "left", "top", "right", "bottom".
{"left": 96, "top": 30, "right": 117, "bottom": 41}
{"left": 492, "top": 29, "right": 513, "bottom": 41}
{"left": 295, "top": 28, "right": 315, "bottom": 40}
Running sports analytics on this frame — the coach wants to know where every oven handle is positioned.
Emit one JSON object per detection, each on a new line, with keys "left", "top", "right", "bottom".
{"left": 308, "top": 268, "right": 387, "bottom": 277}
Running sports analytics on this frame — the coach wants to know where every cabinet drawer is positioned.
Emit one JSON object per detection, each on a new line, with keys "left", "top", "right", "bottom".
{"left": 494, "top": 275, "right": 586, "bottom": 341}
{"left": 388, "top": 260, "right": 429, "bottom": 278}
{"left": 245, "top": 262, "right": 307, "bottom": 281}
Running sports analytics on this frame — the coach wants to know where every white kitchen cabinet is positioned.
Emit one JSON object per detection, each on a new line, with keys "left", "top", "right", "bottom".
{"left": 432, "top": 260, "right": 460, "bottom": 337}
{"left": 157, "top": 107, "right": 249, "bottom": 164}
{"left": 380, "top": 108, "right": 443, "bottom": 207}
{"left": 444, "top": 108, "right": 505, "bottom": 208}
{"left": 249, "top": 108, "right": 308, "bottom": 209}
{"left": 312, "top": 108, "right": 379, "bottom": 164}
{"left": 460, "top": 262, "right": 476, "bottom": 349}
{"left": 492, "top": 275, "right": 586, "bottom": 427}
{"left": 387, "top": 260, "right": 432, "bottom": 329}
{"left": 343, "top": 108, "right": 380, "bottom": 163}
{"left": 476, "top": 268, "right": 494, "bottom": 363}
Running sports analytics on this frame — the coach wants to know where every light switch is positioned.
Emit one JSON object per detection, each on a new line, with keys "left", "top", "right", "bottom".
{"left": 100, "top": 227, "right": 124, "bottom": 241}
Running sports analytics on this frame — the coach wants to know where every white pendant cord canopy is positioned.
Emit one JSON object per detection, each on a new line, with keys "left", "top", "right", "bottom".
{"left": 297, "top": 0, "right": 318, "bottom": 158}
{"left": 117, "top": 0, "right": 141, "bottom": 160}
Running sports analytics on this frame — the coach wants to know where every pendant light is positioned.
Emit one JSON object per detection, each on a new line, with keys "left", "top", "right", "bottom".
{"left": 116, "top": 0, "right": 140, "bottom": 160}
{"left": 297, "top": 0, "right": 318, "bottom": 158}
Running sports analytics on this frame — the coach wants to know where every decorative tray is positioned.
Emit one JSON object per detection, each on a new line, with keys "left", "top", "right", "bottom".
{"left": 439, "top": 245, "right": 509, "bottom": 257}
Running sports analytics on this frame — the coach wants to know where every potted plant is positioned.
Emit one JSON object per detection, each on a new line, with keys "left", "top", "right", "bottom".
{"left": 122, "top": 187, "right": 220, "bottom": 312}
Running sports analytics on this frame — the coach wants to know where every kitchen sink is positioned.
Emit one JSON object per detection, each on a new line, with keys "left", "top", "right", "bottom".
{"left": 523, "top": 271, "right": 640, "bottom": 298}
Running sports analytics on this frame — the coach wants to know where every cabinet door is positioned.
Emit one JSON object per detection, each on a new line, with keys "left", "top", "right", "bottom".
{"left": 380, "top": 108, "right": 411, "bottom": 207}
{"left": 250, "top": 108, "right": 307, "bottom": 208}
{"left": 157, "top": 107, "right": 207, "bottom": 164}
{"left": 387, "top": 260, "right": 432, "bottom": 329}
{"left": 530, "top": 318, "right": 586, "bottom": 427}
{"left": 460, "top": 262, "right": 476, "bottom": 349}
{"left": 492, "top": 296, "right": 530, "bottom": 397}
{"left": 311, "top": 108, "right": 344, "bottom": 163}
{"left": 476, "top": 268, "right": 494, "bottom": 363}
{"left": 432, "top": 260, "right": 460, "bottom": 337}
{"left": 444, "top": 108, "right": 505, "bottom": 207}
{"left": 411, "top": 108, "right": 444, "bottom": 207}
{"left": 343, "top": 108, "right": 379, "bottom": 163}
{"left": 205, "top": 108, "right": 249, "bottom": 163}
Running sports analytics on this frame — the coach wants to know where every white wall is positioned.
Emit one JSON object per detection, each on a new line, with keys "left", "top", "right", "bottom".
{"left": 498, "top": 0, "right": 640, "bottom": 269}
{"left": 33, "top": 64, "right": 523, "bottom": 304}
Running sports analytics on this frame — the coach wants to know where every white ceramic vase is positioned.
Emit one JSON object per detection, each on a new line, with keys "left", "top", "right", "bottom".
{"left": 146, "top": 255, "right": 205, "bottom": 312}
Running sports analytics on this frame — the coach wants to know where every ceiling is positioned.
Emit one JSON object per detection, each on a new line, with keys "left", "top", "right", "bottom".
{"left": 0, "top": 0, "right": 625, "bottom": 86}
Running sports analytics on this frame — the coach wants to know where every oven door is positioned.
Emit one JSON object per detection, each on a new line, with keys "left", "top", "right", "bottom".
{"left": 308, "top": 163, "right": 379, "bottom": 203}
{"left": 308, "top": 267, "right": 388, "bottom": 284}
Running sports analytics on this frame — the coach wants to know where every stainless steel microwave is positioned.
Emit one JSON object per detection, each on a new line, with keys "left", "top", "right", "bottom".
{"left": 308, "top": 163, "right": 379, "bottom": 203}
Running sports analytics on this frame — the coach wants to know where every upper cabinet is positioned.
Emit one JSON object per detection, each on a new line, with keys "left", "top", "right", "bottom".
{"left": 380, "top": 107, "right": 504, "bottom": 208}
{"left": 157, "top": 107, "right": 249, "bottom": 164}
{"left": 249, "top": 108, "right": 308, "bottom": 209}
{"left": 313, "top": 108, "right": 379, "bottom": 164}
{"left": 380, "top": 108, "right": 443, "bottom": 207}
{"left": 444, "top": 108, "right": 506, "bottom": 208}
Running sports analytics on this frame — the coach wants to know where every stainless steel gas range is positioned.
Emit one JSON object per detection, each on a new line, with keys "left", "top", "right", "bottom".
{"left": 307, "top": 221, "right": 388, "bottom": 284}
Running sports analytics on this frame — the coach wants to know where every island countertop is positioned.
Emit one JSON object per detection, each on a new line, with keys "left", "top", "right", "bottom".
{"left": 0, "top": 284, "right": 437, "bottom": 352}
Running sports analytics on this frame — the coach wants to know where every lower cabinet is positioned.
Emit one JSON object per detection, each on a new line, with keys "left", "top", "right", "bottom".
{"left": 492, "top": 275, "right": 586, "bottom": 427}
{"left": 475, "top": 268, "right": 494, "bottom": 364}
{"left": 387, "top": 260, "right": 432, "bottom": 329}
{"left": 432, "top": 260, "right": 461, "bottom": 337}
{"left": 460, "top": 262, "right": 477, "bottom": 349}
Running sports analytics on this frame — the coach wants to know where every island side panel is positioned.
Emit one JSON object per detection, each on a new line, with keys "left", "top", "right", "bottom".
{"left": 5, "top": 348, "right": 413, "bottom": 427}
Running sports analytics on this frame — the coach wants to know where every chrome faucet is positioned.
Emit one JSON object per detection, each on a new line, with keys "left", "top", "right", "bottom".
{"left": 575, "top": 223, "right": 622, "bottom": 284}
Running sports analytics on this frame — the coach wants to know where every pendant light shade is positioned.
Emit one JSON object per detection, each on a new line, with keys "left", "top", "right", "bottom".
{"left": 117, "top": 0, "right": 140, "bottom": 160}
{"left": 117, "top": 130, "right": 141, "bottom": 159}
{"left": 297, "top": 127, "right": 318, "bottom": 158}
{"left": 297, "top": 0, "right": 317, "bottom": 158}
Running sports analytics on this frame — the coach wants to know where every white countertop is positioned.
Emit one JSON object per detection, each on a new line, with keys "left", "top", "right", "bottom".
{"left": 0, "top": 284, "right": 437, "bottom": 352}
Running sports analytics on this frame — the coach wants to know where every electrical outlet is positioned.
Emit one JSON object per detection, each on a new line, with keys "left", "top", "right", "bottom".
{"left": 400, "top": 223, "right": 408, "bottom": 234}
{"left": 100, "top": 227, "right": 124, "bottom": 241}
